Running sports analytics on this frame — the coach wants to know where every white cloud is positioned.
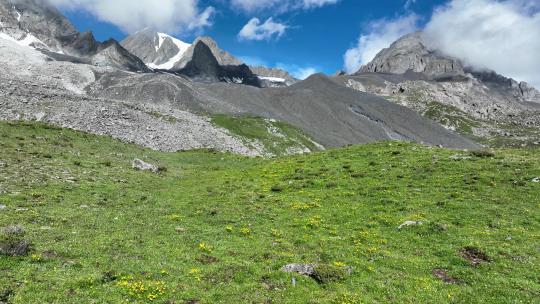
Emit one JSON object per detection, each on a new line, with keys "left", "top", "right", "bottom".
{"left": 302, "top": 0, "right": 339, "bottom": 9}
{"left": 424, "top": 0, "right": 540, "bottom": 87}
{"left": 343, "top": 14, "right": 419, "bottom": 73}
{"left": 230, "top": 0, "right": 339, "bottom": 14}
{"left": 238, "top": 17, "right": 287, "bottom": 41}
{"left": 277, "top": 63, "right": 318, "bottom": 79}
{"left": 47, "top": 0, "right": 214, "bottom": 34}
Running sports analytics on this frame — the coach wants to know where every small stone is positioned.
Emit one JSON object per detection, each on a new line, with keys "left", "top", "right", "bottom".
{"left": 532, "top": 177, "right": 539, "bottom": 183}
{"left": 449, "top": 154, "right": 471, "bottom": 160}
{"left": 0, "top": 205, "right": 6, "bottom": 210}
{"left": 281, "top": 264, "right": 315, "bottom": 276}
{"left": 398, "top": 221, "right": 423, "bottom": 229}
{"left": 175, "top": 227, "right": 186, "bottom": 233}
{"left": 132, "top": 158, "right": 160, "bottom": 173}
{"left": 16, "top": 208, "right": 29, "bottom": 212}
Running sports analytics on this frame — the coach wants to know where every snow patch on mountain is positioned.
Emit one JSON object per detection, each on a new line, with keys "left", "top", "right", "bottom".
{"left": 148, "top": 33, "right": 191, "bottom": 70}
{"left": 258, "top": 76, "right": 286, "bottom": 83}
{"left": 0, "top": 32, "right": 48, "bottom": 49}
{"left": 14, "top": 8, "right": 21, "bottom": 22}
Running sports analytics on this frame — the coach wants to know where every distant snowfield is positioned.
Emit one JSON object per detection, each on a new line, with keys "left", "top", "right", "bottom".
{"left": 147, "top": 33, "right": 191, "bottom": 70}
{"left": 258, "top": 76, "right": 287, "bottom": 83}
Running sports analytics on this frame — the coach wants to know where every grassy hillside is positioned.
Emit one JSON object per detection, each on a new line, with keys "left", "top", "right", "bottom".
{"left": 212, "top": 115, "right": 323, "bottom": 156}
{"left": 0, "top": 121, "right": 539, "bottom": 303}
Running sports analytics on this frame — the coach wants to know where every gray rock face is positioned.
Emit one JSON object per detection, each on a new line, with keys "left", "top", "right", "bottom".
{"left": 0, "top": 0, "right": 149, "bottom": 72}
{"left": 360, "top": 32, "right": 464, "bottom": 76}
{"left": 176, "top": 41, "right": 261, "bottom": 87}
{"left": 520, "top": 82, "right": 540, "bottom": 101}
{"left": 0, "top": 0, "right": 77, "bottom": 51}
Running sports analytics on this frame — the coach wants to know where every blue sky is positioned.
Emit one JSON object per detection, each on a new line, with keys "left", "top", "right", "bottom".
{"left": 59, "top": 0, "right": 447, "bottom": 77}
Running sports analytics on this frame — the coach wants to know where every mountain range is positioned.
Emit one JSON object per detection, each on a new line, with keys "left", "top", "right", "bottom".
{"left": 1, "top": 0, "right": 539, "bottom": 155}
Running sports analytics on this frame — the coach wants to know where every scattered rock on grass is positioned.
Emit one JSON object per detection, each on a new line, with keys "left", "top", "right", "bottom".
{"left": 0, "top": 205, "right": 6, "bottom": 210}
{"left": 432, "top": 268, "right": 459, "bottom": 284}
{"left": 132, "top": 158, "right": 160, "bottom": 173}
{"left": 398, "top": 221, "right": 423, "bottom": 230}
{"left": 0, "top": 225, "right": 31, "bottom": 256}
{"left": 532, "top": 177, "right": 539, "bottom": 183}
{"left": 281, "top": 264, "right": 315, "bottom": 276}
{"left": 449, "top": 154, "right": 472, "bottom": 161}
{"left": 281, "top": 263, "right": 352, "bottom": 284}
{"left": 460, "top": 246, "right": 491, "bottom": 266}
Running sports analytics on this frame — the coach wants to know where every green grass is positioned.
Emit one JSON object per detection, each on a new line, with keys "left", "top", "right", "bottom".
{"left": 0, "top": 121, "right": 539, "bottom": 303}
{"left": 212, "top": 115, "right": 322, "bottom": 156}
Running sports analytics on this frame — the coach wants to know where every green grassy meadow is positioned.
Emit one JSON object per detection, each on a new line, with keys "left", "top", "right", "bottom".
{"left": 0, "top": 121, "right": 539, "bottom": 303}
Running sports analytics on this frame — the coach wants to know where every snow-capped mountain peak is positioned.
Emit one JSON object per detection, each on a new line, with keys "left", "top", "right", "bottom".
{"left": 121, "top": 29, "right": 192, "bottom": 70}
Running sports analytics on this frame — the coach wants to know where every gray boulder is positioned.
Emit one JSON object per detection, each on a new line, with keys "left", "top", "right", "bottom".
{"left": 132, "top": 159, "right": 159, "bottom": 173}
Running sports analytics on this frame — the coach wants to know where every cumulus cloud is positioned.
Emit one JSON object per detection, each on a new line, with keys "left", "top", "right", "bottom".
{"left": 343, "top": 14, "right": 419, "bottom": 73}
{"left": 238, "top": 17, "right": 287, "bottom": 41}
{"left": 47, "top": 0, "right": 214, "bottom": 34}
{"left": 424, "top": 0, "right": 540, "bottom": 87}
{"left": 230, "top": 0, "right": 339, "bottom": 14}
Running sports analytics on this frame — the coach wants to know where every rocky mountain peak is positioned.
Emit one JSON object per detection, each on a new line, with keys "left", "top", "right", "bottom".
{"left": 120, "top": 28, "right": 191, "bottom": 70}
{"left": 176, "top": 40, "right": 261, "bottom": 87}
{"left": 360, "top": 31, "right": 464, "bottom": 76}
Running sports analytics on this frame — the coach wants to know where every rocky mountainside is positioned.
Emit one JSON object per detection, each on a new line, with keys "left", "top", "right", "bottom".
{"left": 122, "top": 30, "right": 296, "bottom": 87}
{"left": 0, "top": 0, "right": 148, "bottom": 72}
{"left": 337, "top": 31, "right": 540, "bottom": 147}
{"left": 0, "top": 0, "right": 488, "bottom": 154}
